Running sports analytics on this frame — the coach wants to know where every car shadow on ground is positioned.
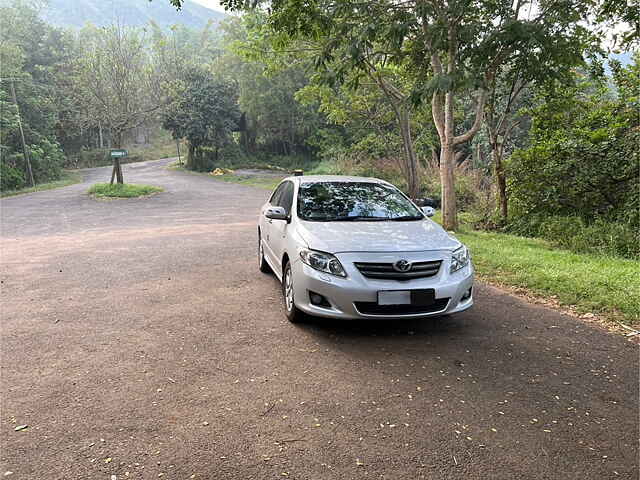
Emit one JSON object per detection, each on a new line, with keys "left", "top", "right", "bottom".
{"left": 297, "top": 314, "right": 462, "bottom": 339}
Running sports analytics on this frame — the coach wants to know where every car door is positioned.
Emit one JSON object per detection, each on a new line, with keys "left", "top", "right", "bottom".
{"left": 261, "top": 182, "right": 286, "bottom": 267}
{"left": 269, "top": 181, "right": 294, "bottom": 273}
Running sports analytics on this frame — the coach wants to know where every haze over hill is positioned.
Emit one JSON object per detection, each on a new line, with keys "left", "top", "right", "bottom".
{"left": 40, "top": 0, "right": 227, "bottom": 29}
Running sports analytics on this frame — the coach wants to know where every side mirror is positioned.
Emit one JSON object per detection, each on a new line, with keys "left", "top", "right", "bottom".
{"left": 265, "top": 206, "right": 288, "bottom": 221}
{"left": 422, "top": 206, "right": 436, "bottom": 217}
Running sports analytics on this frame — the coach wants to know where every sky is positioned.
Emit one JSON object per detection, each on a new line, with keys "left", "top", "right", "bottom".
{"left": 191, "top": 0, "right": 226, "bottom": 12}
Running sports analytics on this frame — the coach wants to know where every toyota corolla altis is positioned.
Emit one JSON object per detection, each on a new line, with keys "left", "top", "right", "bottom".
{"left": 257, "top": 175, "right": 473, "bottom": 322}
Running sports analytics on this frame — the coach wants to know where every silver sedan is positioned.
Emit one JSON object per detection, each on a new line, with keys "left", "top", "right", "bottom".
{"left": 258, "top": 175, "right": 474, "bottom": 323}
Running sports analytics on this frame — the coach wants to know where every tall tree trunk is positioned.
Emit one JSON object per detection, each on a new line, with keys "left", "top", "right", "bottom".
{"left": 9, "top": 80, "right": 35, "bottom": 187}
{"left": 491, "top": 142, "right": 508, "bottom": 222}
{"left": 98, "top": 121, "right": 104, "bottom": 149}
{"left": 186, "top": 142, "right": 196, "bottom": 170}
{"left": 373, "top": 76, "right": 421, "bottom": 199}
{"left": 439, "top": 90, "right": 458, "bottom": 230}
{"left": 432, "top": 89, "right": 486, "bottom": 230}
{"left": 440, "top": 142, "right": 457, "bottom": 230}
{"left": 397, "top": 107, "right": 420, "bottom": 199}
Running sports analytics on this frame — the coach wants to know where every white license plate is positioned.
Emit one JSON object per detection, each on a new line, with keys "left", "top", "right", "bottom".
{"left": 378, "top": 290, "right": 411, "bottom": 305}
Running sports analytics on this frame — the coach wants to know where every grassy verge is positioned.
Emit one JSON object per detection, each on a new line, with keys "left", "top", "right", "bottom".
{"left": 127, "top": 140, "right": 183, "bottom": 163}
{"left": 168, "top": 163, "right": 284, "bottom": 191}
{"left": 212, "top": 173, "right": 283, "bottom": 191}
{"left": 456, "top": 229, "right": 639, "bottom": 327}
{"left": 88, "top": 183, "right": 163, "bottom": 198}
{"left": 1, "top": 170, "right": 82, "bottom": 198}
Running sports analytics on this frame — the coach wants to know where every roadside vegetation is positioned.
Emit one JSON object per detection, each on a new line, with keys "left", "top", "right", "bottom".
{"left": 1, "top": 170, "right": 82, "bottom": 198}
{"left": 88, "top": 183, "right": 163, "bottom": 198}
{"left": 457, "top": 230, "right": 639, "bottom": 326}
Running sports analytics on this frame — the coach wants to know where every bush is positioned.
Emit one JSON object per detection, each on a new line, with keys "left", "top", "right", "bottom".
{"left": 507, "top": 73, "right": 638, "bottom": 231}
{"left": 0, "top": 161, "right": 26, "bottom": 191}
{"left": 29, "top": 139, "right": 64, "bottom": 183}
{"left": 507, "top": 215, "right": 639, "bottom": 259}
{"left": 1, "top": 139, "right": 66, "bottom": 190}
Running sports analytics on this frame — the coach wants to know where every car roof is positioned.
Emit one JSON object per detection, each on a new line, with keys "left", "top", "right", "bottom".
{"left": 282, "top": 174, "right": 392, "bottom": 185}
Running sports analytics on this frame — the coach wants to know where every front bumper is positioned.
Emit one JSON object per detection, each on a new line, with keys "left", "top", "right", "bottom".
{"left": 291, "top": 250, "right": 474, "bottom": 320}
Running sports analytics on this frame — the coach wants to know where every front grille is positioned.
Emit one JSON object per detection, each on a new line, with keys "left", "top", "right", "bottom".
{"left": 354, "top": 298, "right": 450, "bottom": 316}
{"left": 354, "top": 260, "right": 442, "bottom": 280}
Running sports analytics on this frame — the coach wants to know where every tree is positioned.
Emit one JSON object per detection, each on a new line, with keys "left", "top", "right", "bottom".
{"left": 218, "top": 14, "right": 329, "bottom": 159}
{"left": 74, "top": 23, "right": 163, "bottom": 183}
{"left": 211, "top": 0, "right": 595, "bottom": 230}
{"left": 483, "top": 73, "right": 531, "bottom": 222}
{"left": 162, "top": 67, "right": 241, "bottom": 171}
{"left": 0, "top": 0, "right": 69, "bottom": 190}
{"left": 508, "top": 57, "right": 639, "bottom": 227}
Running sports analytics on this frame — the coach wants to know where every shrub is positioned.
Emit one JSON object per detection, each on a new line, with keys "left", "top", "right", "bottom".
{"left": 0, "top": 161, "right": 26, "bottom": 191}
{"left": 29, "top": 139, "right": 64, "bottom": 183}
{"left": 88, "top": 183, "right": 163, "bottom": 198}
{"left": 507, "top": 215, "right": 639, "bottom": 259}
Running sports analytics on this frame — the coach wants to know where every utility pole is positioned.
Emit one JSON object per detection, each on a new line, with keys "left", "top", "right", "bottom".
{"left": 9, "top": 79, "right": 35, "bottom": 187}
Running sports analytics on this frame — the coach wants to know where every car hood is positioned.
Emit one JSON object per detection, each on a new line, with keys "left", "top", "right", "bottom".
{"left": 296, "top": 219, "right": 461, "bottom": 253}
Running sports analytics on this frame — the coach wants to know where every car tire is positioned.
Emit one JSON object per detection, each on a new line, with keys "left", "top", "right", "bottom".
{"left": 282, "top": 261, "right": 305, "bottom": 323}
{"left": 258, "top": 234, "right": 271, "bottom": 273}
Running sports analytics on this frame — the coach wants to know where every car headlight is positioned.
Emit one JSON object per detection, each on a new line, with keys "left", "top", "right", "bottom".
{"left": 450, "top": 245, "right": 470, "bottom": 273}
{"left": 299, "top": 249, "right": 347, "bottom": 277}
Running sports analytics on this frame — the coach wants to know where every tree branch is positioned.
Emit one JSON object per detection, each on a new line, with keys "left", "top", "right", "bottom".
{"left": 453, "top": 90, "right": 487, "bottom": 146}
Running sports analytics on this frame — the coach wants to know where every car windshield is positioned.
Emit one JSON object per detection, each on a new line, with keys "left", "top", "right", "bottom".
{"left": 297, "top": 181, "right": 424, "bottom": 221}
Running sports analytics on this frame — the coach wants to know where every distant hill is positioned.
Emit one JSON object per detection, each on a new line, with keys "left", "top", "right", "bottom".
{"left": 40, "top": 0, "right": 227, "bottom": 29}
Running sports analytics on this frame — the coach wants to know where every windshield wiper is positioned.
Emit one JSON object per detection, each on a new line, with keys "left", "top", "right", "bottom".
{"left": 325, "top": 216, "right": 388, "bottom": 221}
{"left": 389, "top": 215, "right": 424, "bottom": 221}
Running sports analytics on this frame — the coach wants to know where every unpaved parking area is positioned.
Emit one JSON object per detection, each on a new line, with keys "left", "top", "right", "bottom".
{"left": 1, "top": 159, "right": 638, "bottom": 479}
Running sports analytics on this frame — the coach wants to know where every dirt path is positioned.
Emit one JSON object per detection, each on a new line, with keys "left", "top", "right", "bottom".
{"left": 1, "top": 159, "right": 637, "bottom": 479}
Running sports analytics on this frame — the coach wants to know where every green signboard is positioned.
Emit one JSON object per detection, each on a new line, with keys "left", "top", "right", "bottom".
{"left": 110, "top": 149, "right": 128, "bottom": 158}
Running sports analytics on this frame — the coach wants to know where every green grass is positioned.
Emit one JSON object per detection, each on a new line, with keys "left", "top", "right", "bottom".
{"left": 1, "top": 170, "right": 82, "bottom": 198}
{"left": 88, "top": 183, "right": 163, "bottom": 198}
{"left": 127, "top": 139, "right": 184, "bottom": 163}
{"left": 429, "top": 212, "right": 639, "bottom": 326}
{"left": 212, "top": 173, "right": 283, "bottom": 191}
{"left": 456, "top": 229, "right": 639, "bottom": 326}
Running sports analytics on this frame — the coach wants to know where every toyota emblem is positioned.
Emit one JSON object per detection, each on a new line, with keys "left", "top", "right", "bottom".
{"left": 393, "top": 259, "right": 412, "bottom": 272}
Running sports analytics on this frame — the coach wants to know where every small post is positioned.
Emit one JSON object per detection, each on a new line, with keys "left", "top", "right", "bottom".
{"left": 110, "top": 149, "right": 128, "bottom": 184}
{"left": 9, "top": 79, "right": 35, "bottom": 187}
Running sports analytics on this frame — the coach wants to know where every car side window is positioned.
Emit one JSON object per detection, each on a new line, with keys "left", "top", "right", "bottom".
{"left": 269, "top": 183, "right": 286, "bottom": 206}
{"left": 279, "top": 182, "right": 294, "bottom": 214}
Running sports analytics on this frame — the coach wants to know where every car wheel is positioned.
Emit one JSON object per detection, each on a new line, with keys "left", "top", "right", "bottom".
{"left": 258, "top": 234, "right": 271, "bottom": 273}
{"left": 282, "top": 261, "right": 304, "bottom": 323}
